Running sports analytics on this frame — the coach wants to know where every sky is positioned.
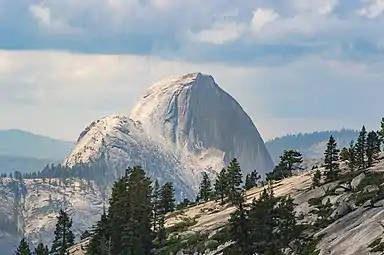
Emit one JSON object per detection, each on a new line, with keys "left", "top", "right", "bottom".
{"left": 1, "top": 0, "right": 384, "bottom": 141}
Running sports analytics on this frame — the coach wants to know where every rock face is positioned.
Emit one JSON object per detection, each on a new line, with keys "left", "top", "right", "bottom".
{"left": 64, "top": 72, "right": 274, "bottom": 195}
{"left": 130, "top": 72, "right": 274, "bottom": 176}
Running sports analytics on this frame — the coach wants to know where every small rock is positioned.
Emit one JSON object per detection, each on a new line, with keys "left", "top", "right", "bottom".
{"left": 335, "top": 188, "right": 345, "bottom": 195}
{"left": 351, "top": 173, "right": 365, "bottom": 190}
{"left": 364, "top": 185, "right": 379, "bottom": 193}
{"left": 330, "top": 202, "right": 351, "bottom": 219}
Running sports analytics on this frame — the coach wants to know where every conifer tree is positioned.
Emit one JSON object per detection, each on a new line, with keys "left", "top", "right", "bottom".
{"left": 267, "top": 150, "right": 303, "bottom": 181}
{"left": 160, "top": 182, "right": 175, "bottom": 214}
{"left": 366, "top": 131, "right": 381, "bottom": 167}
{"left": 355, "top": 126, "right": 367, "bottom": 169}
{"left": 50, "top": 210, "right": 75, "bottom": 255}
{"left": 226, "top": 158, "right": 243, "bottom": 204}
{"left": 339, "top": 147, "right": 349, "bottom": 162}
{"left": 108, "top": 166, "right": 153, "bottom": 255}
{"left": 35, "top": 243, "right": 49, "bottom": 255}
{"left": 347, "top": 140, "right": 356, "bottom": 172}
{"left": 244, "top": 170, "right": 261, "bottom": 190}
{"left": 312, "top": 168, "right": 321, "bottom": 188}
{"left": 86, "top": 210, "right": 110, "bottom": 255}
{"left": 279, "top": 150, "right": 303, "bottom": 176}
{"left": 324, "top": 135, "right": 340, "bottom": 181}
{"left": 214, "top": 168, "right": 228, "bottom": 204}
{"left": 197, "top": 172, "right": 212, "bottom": 202}
{"left": 16, "top": 238, "right": 31, "bottom": 255}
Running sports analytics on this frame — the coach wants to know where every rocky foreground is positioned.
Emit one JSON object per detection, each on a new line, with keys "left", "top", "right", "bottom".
{"left": 68, "top": 155, "right": 384, "bottom": 255}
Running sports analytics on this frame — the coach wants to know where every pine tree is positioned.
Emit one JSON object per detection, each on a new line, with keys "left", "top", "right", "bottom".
{"left": 355, "top": 126, "right": 367, "bottom": 169}
{"left": 347, "top": 140, "right": 356, "bottom": 172}
{"left": 86, "top": 210, "right": 110, "bottom": 255}
{"left": 35, "top": 243, "right": 49, "bottom": 255}
{"left": 266, "top": 150, "right": 303, "bottom": 181}
{"left": 312, "top": 168, "right": 321, "bottom": 188}
{"left": 16, "top": 238, "right": 31, "bottom": 255}
{"left": 197, "top": 172, "right": 212, "bottom": 202}
{"left": 324, "top": 135, "right": 340, "bottom": 181}
{"left": 108, "top": 166, "right": 153, "bottom": 255}
{"left": 214, "top": 168, "right": 228, "bottom": 204}
{"left": 279, "top": 150, "right": 303, "bottom": 176}
{"left": 50, "top": 210, "right": 75, "bottom": 255}
{"left": 339, "top": 147, "right": 349, "bottom": 162}
{"left": 160, "top": 182, "right": 175, "bottom": 214}
{"left": 244, "top": 170, "right": 261, "bottom": 190}
{"left": 366, "top": 131, "right": 381, "bottom": 167}
{"left": 226, "top": 158, "right": 243, "bottom": 204}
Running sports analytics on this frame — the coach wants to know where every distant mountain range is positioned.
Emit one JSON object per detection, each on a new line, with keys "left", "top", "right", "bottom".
{"left": 0, "top": 130, "right": 74, "bottom": 174}
{"left": 265, "top": 129, "right": 360, "bottom": 163}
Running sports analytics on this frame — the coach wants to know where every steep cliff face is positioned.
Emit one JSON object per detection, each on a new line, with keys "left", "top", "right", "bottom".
{"left": 130, "top": 72, "right": 274, "bottom": 176}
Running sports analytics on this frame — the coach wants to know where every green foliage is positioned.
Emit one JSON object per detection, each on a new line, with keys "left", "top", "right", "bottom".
{"left": 50, "top": 210, "right": 75, "bottom": 255}
{"left": 312, "top": 169, "right": 322, "bottom": 188}
{"left": 267, "top": 150, "right": 303, "bottom": 181}
{"left": 34, "top": 243, "right": 49, "bottom": 255}
{"left": 160, "top": 182, "right": 175, "bottom": 214}
{"left": 197, "top": 172, "right": 212, "bottom": 202}
{"left": 229, "top": 184, "right": 309, "bottom": 255}
{"left": 108, "top": 166, "right": 153, "bottom": 255}
{"left": 324, "top": 135, "right": 340, "bottom": 181}
{"left": 244, "top": 170, "right": 261, "bottom": 190}
{"left": 226, "top": 158, "right": 243, "bottom": 204}
{"left": 86, "top": 211, "right": 110, "bottom": 255}
{"left": 16, "top": 238, "right": 31, "bottom": 255}
{"left": 339, "top": 147, "right": 349, "bottom": 162}
{"left": 366, "top": 131, "right": 381, "bottom": 167}
{"left": 347, "top": 141, "right": 356, "bottom": 172}
{"left": 214, "top": 168, "right": 228, "bottom": 204}
{"left": 355, "top": 126, "right": 367, "bottom": 170}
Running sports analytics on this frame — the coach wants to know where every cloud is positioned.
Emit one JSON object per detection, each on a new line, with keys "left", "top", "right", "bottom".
{"left": 0, "top": 0, "right": 383, "bottom": 65}
{"left": 1, "top": 50, "right": 384, "bottom": 141}
{"left": 250, "top": 8, "right": 279, "bottom": 32}
{"left": 359, "top": 0, "right": 384, "bottom": 18}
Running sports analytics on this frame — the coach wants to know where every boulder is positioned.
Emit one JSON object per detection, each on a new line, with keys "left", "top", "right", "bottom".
{"left": 364, "top": 185, "right": 379, "bottom": 193}
{"left": 351, "top": 173, "right": 365, "bottom": 190}
{"left": 330, "top": 202, "right": 352, "bottom": 220}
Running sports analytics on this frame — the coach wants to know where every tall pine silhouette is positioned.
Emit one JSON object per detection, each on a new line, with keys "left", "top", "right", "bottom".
{"left": 16, "top": 238, "right": 31, "bottom": 255}
{"left": 108, "top": 166, "right": 153, "bottom": 255}
{"left": 324, "top": 135, "right": 340, "bottom": 181}
{"left": 50, "top": 210, "right": 74, "bottom": 255}
{"left": 355, "top": 126, "right": 367, "bottom": 169}
{"left": 197, "top": 172, "right": 212, "bottom": 202}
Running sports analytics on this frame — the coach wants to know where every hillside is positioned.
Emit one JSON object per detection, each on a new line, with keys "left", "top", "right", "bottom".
{"left": 0, "top": 155, "right": 56, "bottom": 174}
{"left": 69, "top": 155, "right": 384, "bottom": 255}
{"left": 0, "top": 129, "right": 74, "bottom": 160}
{"left": 266, "top": 129, "right": 359, "bottom": 162}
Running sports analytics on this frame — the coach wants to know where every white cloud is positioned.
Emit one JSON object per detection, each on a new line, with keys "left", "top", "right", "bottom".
{"left": 191, "top": 21, "right": 246, "bottom": 44}
{"left": 292, "top": 0, "right": 339, "bottom": 15}
{"left": 250, "top": 8, "right": 279, "bottom": 32}
{"left": 1, "top": 50, "right": 384, "bottom": 141}
{"left": 359, "top": 0, "right": 384, "bottom": 18}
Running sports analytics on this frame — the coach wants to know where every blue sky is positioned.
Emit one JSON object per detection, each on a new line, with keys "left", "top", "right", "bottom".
{"left": 1, "top": 0, "right": 384, "bottom": 141}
